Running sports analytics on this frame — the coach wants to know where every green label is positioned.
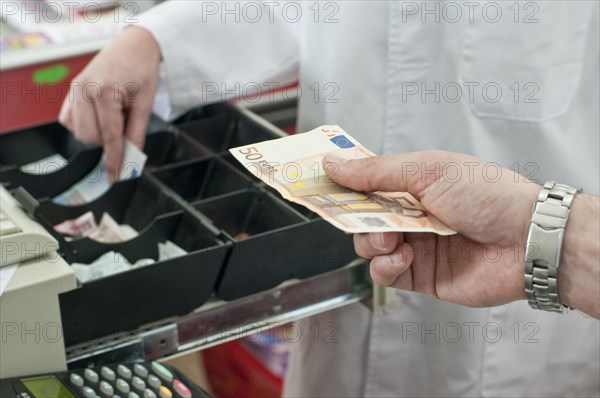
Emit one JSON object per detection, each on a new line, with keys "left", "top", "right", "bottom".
{"left": 33, "top": 64, "right": 69, "bottom": 84}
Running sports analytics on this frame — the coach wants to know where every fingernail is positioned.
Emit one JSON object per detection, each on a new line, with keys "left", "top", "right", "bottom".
{"left": 370, "top": 232, "right": 386, "bottom": 251}
{"left": 386, "top": 251, "right": 405, "bottom": 268}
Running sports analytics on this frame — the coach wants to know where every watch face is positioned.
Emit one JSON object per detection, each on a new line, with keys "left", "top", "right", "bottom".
{"left": 21, "top": 376, "right": 75, "bottom": 398}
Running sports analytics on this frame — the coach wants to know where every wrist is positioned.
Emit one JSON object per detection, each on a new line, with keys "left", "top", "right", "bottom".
{"left": 120, "top": 25, "right": 162, "bottom": 63}
{"left": 513, "top": 183, "right": 541, "bottom": 303}
{"left": 559, "top": 194, "right": 600, "bottom": 317}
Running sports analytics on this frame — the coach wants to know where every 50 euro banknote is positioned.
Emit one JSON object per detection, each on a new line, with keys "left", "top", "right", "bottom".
{"left": 229, "top": 125, "right": 456, "bottom": 235}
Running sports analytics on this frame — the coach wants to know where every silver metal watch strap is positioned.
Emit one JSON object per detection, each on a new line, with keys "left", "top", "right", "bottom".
{"left": 524, "top": 181, "right": 581, "bottom": 313}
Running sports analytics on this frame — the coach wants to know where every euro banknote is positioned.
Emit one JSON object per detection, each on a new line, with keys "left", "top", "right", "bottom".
{"left": 53, "top": 139, "right": 147, "bottom": 206}
{"left": 229, "top": 125, "right": 455, "bottom": 235}
{"left": 53, "top": 211, "right": 138, "bottom": 243}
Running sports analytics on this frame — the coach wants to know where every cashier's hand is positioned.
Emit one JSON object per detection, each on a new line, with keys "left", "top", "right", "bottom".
{"left": 59, "top": 26, "right": 161, "bottom": 182}
{"left": 323, "top": 151, "right": 542, "bottom": 308}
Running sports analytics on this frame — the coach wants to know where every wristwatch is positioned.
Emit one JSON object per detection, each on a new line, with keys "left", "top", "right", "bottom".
{"left": 524, "top": 181, "right": 581, "bottom": 313}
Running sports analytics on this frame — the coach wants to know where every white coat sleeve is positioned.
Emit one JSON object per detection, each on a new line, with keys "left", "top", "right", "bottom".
{"left": 136, "top": 1, "right": 300, "bottom": 118}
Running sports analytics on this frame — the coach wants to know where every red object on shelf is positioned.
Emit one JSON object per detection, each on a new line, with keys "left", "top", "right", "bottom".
{"left": 202, "top": 340, "right": 283, "bottom": 398}
{"left": 1, "top": 52, "right": 96, "bottom": 133}
{"left": 280, "top": 124, "right": 296, "bottom": 135}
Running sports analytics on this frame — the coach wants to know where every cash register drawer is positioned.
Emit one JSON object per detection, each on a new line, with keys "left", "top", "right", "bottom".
{"left": 3, "top": 102, "right": 356, "bottom": 345}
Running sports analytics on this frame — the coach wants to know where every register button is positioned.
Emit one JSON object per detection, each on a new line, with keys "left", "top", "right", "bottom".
{"left": 173, "top": 379, "right": 191, "bottom": 398}
{"left": 151, "top": 361, "right": 173, "bottom": 382}
{"left": 158, "top": 386, "right": 172, "bottom": 398}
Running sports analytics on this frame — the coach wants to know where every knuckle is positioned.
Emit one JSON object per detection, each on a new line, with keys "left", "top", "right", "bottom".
{"left": 98, "top": 80, "right": 113, "bottom": 90}
{"left": 361, "top": 156, "right": 381, "bottom": 171}
{"left": 102, "top": 130, "right": 120, "bottom": 144}
{"left": 58, "top": 112, "right": 70, "bottom": 127}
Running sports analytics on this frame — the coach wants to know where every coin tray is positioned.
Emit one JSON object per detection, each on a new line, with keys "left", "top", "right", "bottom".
{"left": 5, "top": 102, "right": 357, "bottom": 345}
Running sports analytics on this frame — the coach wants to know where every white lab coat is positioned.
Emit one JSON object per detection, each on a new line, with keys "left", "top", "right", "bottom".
{"left": 139, "top": 1, "right": 600, "bottom": 396}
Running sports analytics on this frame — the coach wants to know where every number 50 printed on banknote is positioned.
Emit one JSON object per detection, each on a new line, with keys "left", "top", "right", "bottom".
{"left": 229, "top": 125, "right": 455, "bottom": 235}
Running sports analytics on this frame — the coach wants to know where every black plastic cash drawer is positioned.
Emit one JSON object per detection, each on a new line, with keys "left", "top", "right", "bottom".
{"left": 4, "top": 103, "right": 356, "bottom": 346}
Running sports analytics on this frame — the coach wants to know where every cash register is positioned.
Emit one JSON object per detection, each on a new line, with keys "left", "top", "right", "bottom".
{"left": 0, "top": 184, "right": 77, "bottom": 378}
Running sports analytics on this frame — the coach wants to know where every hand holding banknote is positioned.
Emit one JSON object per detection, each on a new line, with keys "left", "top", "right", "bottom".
{"left": 230, "top": 126, "right": 455, "bottom": 235}
{"left": 59, "top": 26, "right": 160, "bottom": 183}
{"left": 323, "top": 150, "right": 542, "bottom": 308}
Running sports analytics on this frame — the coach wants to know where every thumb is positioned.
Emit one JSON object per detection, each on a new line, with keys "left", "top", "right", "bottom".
{"left": 322, "top": 152, "right": 433, "bottom": 197}
{"left": 323, "top": 154, "right": 417, "bottom": 194}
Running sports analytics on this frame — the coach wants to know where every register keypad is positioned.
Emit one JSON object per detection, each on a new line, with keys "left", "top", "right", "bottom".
{"left": 67, "top": 362, "right": 192, "bottom": 398}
